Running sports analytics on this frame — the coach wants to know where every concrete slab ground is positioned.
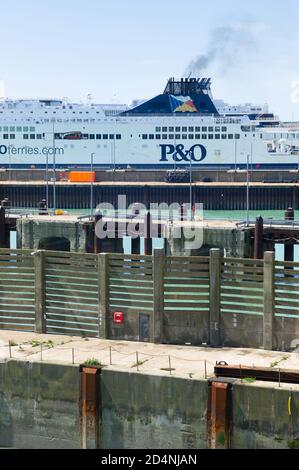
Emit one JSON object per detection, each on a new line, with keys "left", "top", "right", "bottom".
{"left": 1, "top": 330, "right": 299, "bottom": 388}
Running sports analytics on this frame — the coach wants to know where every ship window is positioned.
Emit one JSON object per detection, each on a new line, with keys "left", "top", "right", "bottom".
{"left": 37, "top": 134, "right": 42, "bottom": 139}
{"left": 195, "top": 134, "right": 200, "bottom": 139}
{"left": 3, "top": 127, "right": 8, "bottom": 132}
{"left": 169, "top": 127, "right": 174, "bottom": 132}
{"left": 221, "top": 134, "right": 227, "bottom": 139}
{"left": 3, "top": 134, "right": 8, "bottom": 139}
{"left": 82, "top": 134, "right": 89, "bottom": 139}
{"left": 228, "top": 134, "right": 233, "bottom": 139}
{"left": 23, "top": 127, "right": 28, "bottom": 132}
{"left": 16, "top": 127, "right": 22, "bottom": 132}
{"left": 54, "top": 133, "right": 61, "bottom": 139}
{"left": 30, "top": 127, "right": 35, "bottom": 131}
{"left": 10, "top": 134, "right": 15, "bottom": 139}
{"left": 116, "top": 134, "right": 121, "bottom": 139}
{"left": 89, "top": 134, "right": 95, "bottom": 139}
{"left": 235, "top": 134, "right": 240, "bottom": 139}
{"left": 96, "top": 134, "right": 101, "bottom": 139}
{"left": 215, "top": 127, "right": 220, "bottom": 132}
{"left": 103, "top": 134, "right": 108, "bottom": 139}
{"left": 10, "top": 126, "right": 15, "bottom": 132}
{"left": 202, "top": 134, "right": 207, "bottom": 139}
{"left": 202, "top": 127, "right": 207, "bottom": 132}
{"left": 215, "top": 134, "right": 220, "bottom": 139}
{"left": 149, "top": 134, "right": 154, "bottom": 139}
{"left": 189, "top": 134, "right": 194, "bottom": 139}
{"left": 182, "top": 134, "right": 187, "bottom": 139}
{"left": 30, "top": 134, "right": 35, "bottom": 139}
{"left": 182, "top": 127, "right": 187, "bottom": 132}
{"left": 260, "top": 134, "right": 263, "bottom": 139}
{"left": 175, "top": 127, "right": 180, "bottom": 132}
{"left": 155, "top": 127, "right": 161, "bottom": 132}
{"left": 142, "top": 134, "right": 147, "bottom": 140}
{"left": 188, "top": 127, "right": 194, "bottom": 132}
{"left": 23, "top": 134, "right": 28, "bottom": 139}
{"left": 208, "top": 127, "right": 213, "bottom": 132}
{"left": 175, "top": 134, "right": 180, "bottom": 139}
{"left": 162, "top": 127, "right": 167, "bottom": 132}
{"left": 155, "top": 134, "right": 161, "bottom": 139}
{"left": 195, "top": 127, "right": 200, "bottom": 132}
{"left": 221, "top": 126, "right": 227, "bottom": 132}
{"left": 167, "top": 134, "right": 173, "bottom": 139}
{"left": 109, "top": 134, "right": 115, "bottom": 139}
{"left": 208, "top": 134, "right": 213, "bottom": 139}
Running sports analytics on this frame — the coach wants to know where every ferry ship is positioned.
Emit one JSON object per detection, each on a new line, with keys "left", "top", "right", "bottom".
{"left": 0, "top": 77, "right": 299, "bottom": 169}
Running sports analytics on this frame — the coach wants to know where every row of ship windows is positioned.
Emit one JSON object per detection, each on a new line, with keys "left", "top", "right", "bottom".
{"left": 0, "top": 110, "right": 102, "bottom": 115}
{"left": 155, "top": 126, "right": 228, "bottom": 132}
{"left": 143, "top": 134, "right": 241, "bottom": 140}
{"left": 0, "top": 126, "right": 36, "bottom": 132}
{"left": 0, "top": 133, "right": 122, "bottom": 140}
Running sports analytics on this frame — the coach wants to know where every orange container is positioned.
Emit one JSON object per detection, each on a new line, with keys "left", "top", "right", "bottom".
{"left": 69, "top": 171, "right": 96, "bottom": 183}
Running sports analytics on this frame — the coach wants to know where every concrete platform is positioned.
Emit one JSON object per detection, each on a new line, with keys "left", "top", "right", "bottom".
{"left": 1, "top": 330, "right": 299, "bottom": 388}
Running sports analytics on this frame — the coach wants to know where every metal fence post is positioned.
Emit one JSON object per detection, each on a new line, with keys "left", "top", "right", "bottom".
{"left": 153, "top": 248, "right": 165, "bottom": 343}
{"left": 34, "top": 250, "right": 46, "bottom": 333}
{"left": 209, "top": 248, "right": 221, "bottom": 347}
{"left": 98, "top": 253, "right": 109, "bottom": 339}
{"left": 263, "top": 251, "right": 275, "bottom": 350}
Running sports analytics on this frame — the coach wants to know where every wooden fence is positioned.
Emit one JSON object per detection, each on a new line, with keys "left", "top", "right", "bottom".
{"left": 0, "top": 248, "right": 298, "bottom": 350}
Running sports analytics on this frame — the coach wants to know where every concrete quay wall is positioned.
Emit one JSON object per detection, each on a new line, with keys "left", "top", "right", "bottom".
{"left": 0, "top": 360, "right": 299, "bottom": 449}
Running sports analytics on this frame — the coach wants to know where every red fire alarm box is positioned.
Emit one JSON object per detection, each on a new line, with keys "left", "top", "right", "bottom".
{"left": 113, "top": 311, "right": 124, "bottom": 324}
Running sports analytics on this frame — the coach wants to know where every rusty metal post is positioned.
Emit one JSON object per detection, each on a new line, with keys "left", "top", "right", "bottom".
{"left": 180, "top": 203, "right": 186, "bottom": 222}
{"left": 253, "top": 216, "right": 264, "bottom": 259}
{"left": 284, "top": 207, "right": 295, "bottom": 262}
{"left": 0, "top": 206, "right": 6, "bottom": 248}
{"left": 131, "top": 236, "right": 141, "bottom": 254}
{"left": 80, "top": 366, "right": 101, "bottom": 449}
{"left": 94, "top": 211, "right": 102, "bottom": 254}
{"left": 285, "top": 207, "right": 295, "bottom": 221}
{"left": 207, "top": 381, "right": 232, "bottom": 449}
{"left": 144, "top": 211, "right": 152, "bottom": 255}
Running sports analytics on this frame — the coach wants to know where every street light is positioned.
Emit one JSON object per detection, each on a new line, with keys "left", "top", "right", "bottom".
{"left": 246, "top": 153, "right": 250, "bottom": 226}
{"left": 90, "top": 152, "right": 95, "bottom": 217}
{"left": 189, "top": 151, "right": 193, "bottom": 221}
{"left": 52, "top": 120, "right": 57, "bottom": 213}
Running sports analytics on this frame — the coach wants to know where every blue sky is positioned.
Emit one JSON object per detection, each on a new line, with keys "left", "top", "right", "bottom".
{"left": 1, "top": 0, "right": 299, "bottom": 119}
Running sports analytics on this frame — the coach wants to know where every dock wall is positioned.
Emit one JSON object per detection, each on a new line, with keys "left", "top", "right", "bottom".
{"left": 0, "top": 360, "right": 298, "bottom": 449}
{"left": 0, "top": 183, "right": 299, "bottom": 210}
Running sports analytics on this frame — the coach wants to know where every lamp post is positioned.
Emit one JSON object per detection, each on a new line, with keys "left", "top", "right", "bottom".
{"left": 90, "top": 152, "right": 95, "bottom": 217}
{"left": 52, "top": 120, "right": 56, "bottom": 213}
{"left": 246, "top": 152, "right": 250, "bottom": 226}
{"left": 189, "top": 151, "right": 193, "bottom": 221}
